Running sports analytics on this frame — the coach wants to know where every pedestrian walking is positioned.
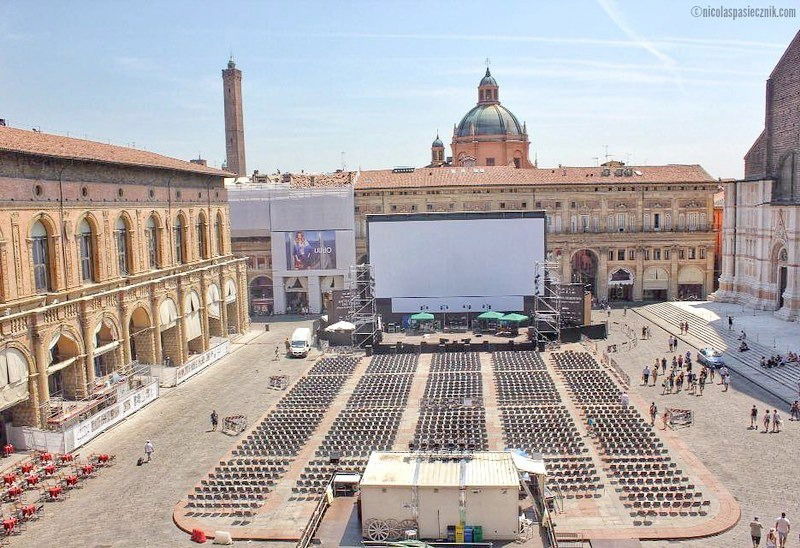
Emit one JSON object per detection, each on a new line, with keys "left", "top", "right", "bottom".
{"left": 763, "top": 409, "right": 771, "bottom": 432}
{"left": 607, "top": 306, "right": 611, "bottom": 318}
{"left": 750, "top": 517, "right": 764, "bottom": 547}
{"left": 791, "top": 401, "right": 800, "bottom": 421}
{"left": 728, "top": 315, "right": 734, "bottom": 331}
{"left": 210, "top": 410, "right": 219, "bottom": 431}
{"left": 661, "top": 357, "right": 667, "bottom": 373}
{"left": 651, "top": 366, "right": 659, "bottom": 387}
{"left": 641, "top": 326, "right": 646, "bottom": 339}
{"left": 274, "top": 346, "right": 280, "bottom": 360}
{"left": 284, "top": 337, "right": 290, "bottom": 353}
{"left": 709, "top": 366, "right": 716, "bottom": 382}
{"left": 718, "top": 366, "right": 728, "bottom": 384}
{"left": 649, "top": 402, "right": 657, "bottom": 425}
{"left": 722, "top": 374, "right": 730, "bottom": 392}
{"left": 772, "top": 410, "right": 783, "bottom": 433}
{"left": 678, "top": 355, "right": 684, "bottom": 368}
{"left": 766, "top": 528, "right": 778, "bottom": 548}
{"left": 750, "top": 405, "right": 759, "bottom": 429}
{"left": 668, "top": 374, "right": 675, "bottom": 392}
{"left": 642, "top": 365, "right": 650, "bottom": 386}
{"left": 623, "top": 306, "right": 628, "bottom": 316}
{"left": 685, "top": 321, "right": 690, "bottom": 334}
{"left": 144, "top": 440, "right": 154, "bottom": 462}
{"left": 698, "top": 373, "right": 706, "bottom": 395}
{"left": 775, "top": 512, "right": 791, "bottom": 548}
{"left": 661, "top": 377, "right": 669, "bottom": 395}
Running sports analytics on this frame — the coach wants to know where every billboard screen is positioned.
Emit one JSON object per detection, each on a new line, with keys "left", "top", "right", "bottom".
{"left": 284, "top": 230, "right": 337, "bottom": 270}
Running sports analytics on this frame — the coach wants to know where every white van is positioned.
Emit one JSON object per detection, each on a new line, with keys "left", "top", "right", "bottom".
{"left": 290, "top": 327, "right": 313, "bottom": 358}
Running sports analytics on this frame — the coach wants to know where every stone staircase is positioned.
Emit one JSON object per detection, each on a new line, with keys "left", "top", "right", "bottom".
{"left": 635, "top": 302, "right": 800, "bottom": 404}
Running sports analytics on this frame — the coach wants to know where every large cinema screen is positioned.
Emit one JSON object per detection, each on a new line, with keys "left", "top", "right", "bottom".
{"left": 367, "top": 212, "right": 546, "bottom": 313}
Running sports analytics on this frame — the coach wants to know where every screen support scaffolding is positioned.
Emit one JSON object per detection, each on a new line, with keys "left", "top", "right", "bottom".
{"left": 533, "top": 260, "right": 562, "bottom": 347}
{"left": 348, "top": 263, "right": 379, "bottom": 348}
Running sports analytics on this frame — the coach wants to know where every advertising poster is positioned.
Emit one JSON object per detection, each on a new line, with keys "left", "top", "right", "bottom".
{"left": 285, "top": 230, "right": 337, "bottom": 270}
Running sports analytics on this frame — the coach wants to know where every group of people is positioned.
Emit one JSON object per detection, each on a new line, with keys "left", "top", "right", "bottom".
{"left": 750, "top": 513, "right": 791, "bottom": 548}
{"left": 642, "top": 351, "right": 731, "bottom": 395}
{"left": 760, "top": 353, "right": 800, "bottom": 368}
{"left": 677, "top": 321, "right": 691, "bottom": 335}
{"left": 749, "top": 405, "right": 785, "bottom": 433}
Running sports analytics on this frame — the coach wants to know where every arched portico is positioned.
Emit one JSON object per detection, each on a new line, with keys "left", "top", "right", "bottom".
{"left": 570, "top": 249, "right": 599, "bottom": 297}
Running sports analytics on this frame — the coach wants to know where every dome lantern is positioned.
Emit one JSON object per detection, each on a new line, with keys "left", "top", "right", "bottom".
{"left": 478, "top": 67, "right": 499, "bottom": 104}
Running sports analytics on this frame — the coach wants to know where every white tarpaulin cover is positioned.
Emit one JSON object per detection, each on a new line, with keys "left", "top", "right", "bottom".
{"left": 511, "top": 452, "right": 547, "bottom": 476}
{"left": 184, "top": 291, "right": 202, "bottom": 341}
{"left": 0, "top": 349, "right": 29, "bottom": 411}
{"left": 206, "top": 284, "right": 221, "bottom": 319}
{"left": 324, "top": 320, "right": 355, "bottom": 332}
{"left": 225, "top": 279, "right": 237, "bottom": 303}
{"left": 159, "top": 298, "right": 179, "bottom": 329}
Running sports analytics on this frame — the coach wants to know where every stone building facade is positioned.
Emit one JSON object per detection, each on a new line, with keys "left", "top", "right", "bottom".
{"left": 353, "top": 165, "right": 718, "bottom": 303}
{"left": 716, "top": 30, "right": 800, "bottom": 320}
{"left": 0, "top": 126, "right": 249, "bottom": 432}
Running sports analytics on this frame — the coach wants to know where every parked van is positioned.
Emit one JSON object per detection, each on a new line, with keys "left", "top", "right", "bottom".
{"left": 290, "top": 327, "right": 313, "bottom": 358}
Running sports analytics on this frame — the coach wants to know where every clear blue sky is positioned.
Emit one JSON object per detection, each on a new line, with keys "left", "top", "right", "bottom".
{"left": 1, "top": 1, "right": 797, "bottom": 178}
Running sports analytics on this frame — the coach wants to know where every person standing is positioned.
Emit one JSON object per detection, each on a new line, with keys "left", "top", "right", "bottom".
{"left": 144, "top": 440, "right": 154, "bottom": 463}
{"left": 722, "top": 374, "right": 730, "bottom": 392}
{"left": 651, "top": 366, "right": 659, "bottom": 387}
{"left": 751, "top": 517, "right": 764, "bottom": 547}
{"left": 698, "top": 370, "right": 706, "bottom": 395}
{"left": 284, "top": 337, "right": 290, "bottom": 354}
{"left": 210, "top": 410, "right": 219, "bottom": 431}
{"left": 649, "top": 402, "right": 657, "bottom": 425}
{"left": 772, "top": 410, "right": 783, "bottom": 433}
{"left": 763, "top": 409, "right": 772, "bottom": 433}
{"left": 775, "top": 513, "right": 791, "bottom": 548}
{"left": 728, "top": 315, "right": 734, "bottom": 331}
{"left": 750, "top": 405, "right": 759, "bottom": 429}
{"left": 790, "top": 400, "right": 800, "bottom": 421}
{"left": 642, "top": 365, "right": 650, "bottom": 386}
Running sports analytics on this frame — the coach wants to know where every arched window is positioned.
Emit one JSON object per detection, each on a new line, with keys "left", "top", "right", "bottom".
{"left": 78, "top": 218, "right": 95, "bottom": 283}
{"left": 196, "top": 215, "right": 208, "bottom": 260}
{"left": 115, "top": 217, "right": 130, "bottom": 276}
{"left": 173, "top": 215, "right": 185, "bottom": 265}
{"left": 215, "top": 212, "right": 224, "bottom": 256}
{"left": 145, "top": 215, "right": 160, "bottom": 270}
{"left": 31, "top": 220, "right": 51, "bottom": 292}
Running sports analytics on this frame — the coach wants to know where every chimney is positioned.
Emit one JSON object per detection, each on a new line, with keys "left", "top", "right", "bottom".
{"left": 190, "top": 158, "right": 207, "bottom": 166}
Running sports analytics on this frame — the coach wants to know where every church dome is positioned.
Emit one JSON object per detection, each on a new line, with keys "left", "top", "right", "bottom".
{"left": 456, "top": 104, "right": 524, "bottom": 138}
{"left": 432, "top": 134, "right": 444, "bottom": 147}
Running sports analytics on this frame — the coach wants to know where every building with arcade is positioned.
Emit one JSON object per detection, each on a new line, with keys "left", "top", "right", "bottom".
{"left": 0, "top": 125, "right": 248, "bottom": 448}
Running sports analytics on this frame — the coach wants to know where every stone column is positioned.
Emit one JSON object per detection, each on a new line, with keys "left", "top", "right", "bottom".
{"left": 704, "top": 246, "right": 715, "bottom": 298}
{"left": 237, "top": 265, "right": 250, "bottom": 332}
{"left": 32, "top": 322, "right": 51, "bottom": 429}
{"left": 119, "top": 299, "right": 132, "bottom": 366}
{"left": 596, "top": 246, "right": 608, "bottom": 301}
{"left": 150, "top": 293, "right": 163, "bottom": 365}
{"left": 669, "top": 246, "right": 679, "bottom": 300}
{"left": 199, "top": 276, "right": 210, "bottom": 352}
{"left": 80, "top": 304, "right": 96, "bottom": 391}
{"left": 633, "top": 247, "right": 644, "bottom": 301}
{"left": 218, "top": 269, "right": 229, "bottom": 336}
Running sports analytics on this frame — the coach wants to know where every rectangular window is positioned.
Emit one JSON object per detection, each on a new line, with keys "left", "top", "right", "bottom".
{"left": 79, "top": 234, "right": 93, "bottom": 282}
{"left": 679, "top": 249, "right": 686, "bottom": 260}
{"left": 32, "top": 237, "right": 50, "bottom": 292}
{"left": 644, "top": 249, "right": 651, "bottom": 260}
{"left": 521, "top": 202, "right": 527, "bottom": 208}
{"left": 628, "top": 250, "right": 635, "bottom": 261}
{"left": 499, "top": 202, "right": 506, "bottom": 209}
{"left": 617, "top": 213, "right": 625, "bottom": 232}
{"left": 689, "top": 248, "right": 696, "bottom": 259}
{"left": 535, "top": 201, "right": 542, "bottom": 208}
{"left": 116, "top": 230, "right": 128, "bottom": 276}
{"left": 173, "top": 226, "right": 184, "bottom": 264}
{"left": 608, "top": 250, "right": 614, "bottom": 261}
{"left": 580, "top": 215, "right": 590, "bottom": 232}
{"left": 485, "top": 158, "right": 495, "bottom": 166}
{"left": 664, "top": 249, "right": 670, "bottom": 260}
{"left": 653, "top": 213, "right": 661, "bottom": 229}
{"left": 555, "top": 202, "right": 561, "bottom": 208}
{"left": 617, "top": 249, "right": 625, "bottom": 261}
{"left": 699, "top": 248, "right": 706, "bottom": 259}
{"left": 653, "top": 249, "right": 661, "bottom": 260}
{"left": 146, "top": 228, "right": 158, "bottom": 269}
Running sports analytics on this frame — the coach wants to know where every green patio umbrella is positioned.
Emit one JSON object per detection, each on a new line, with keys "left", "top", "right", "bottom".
{"left": 500, "top": 313, "right": 528, "bottom": 323}
{"left": 477, "top": 310, "right": 504, "bottom": 320}
{"left": 409, "top": 312, "right": 435, "bottom": 321}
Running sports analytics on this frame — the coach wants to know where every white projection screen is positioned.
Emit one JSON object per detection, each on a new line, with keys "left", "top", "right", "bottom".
{"left": 367, "top": 212, "right": 546, "bottom": 313}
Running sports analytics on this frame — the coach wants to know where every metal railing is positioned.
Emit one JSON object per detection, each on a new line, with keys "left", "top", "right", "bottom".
{"left": 296, "top": 476, "right": 335, "bottom": 548}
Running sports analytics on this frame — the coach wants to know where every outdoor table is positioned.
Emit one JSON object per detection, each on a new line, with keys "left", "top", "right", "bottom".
{"left": 2, "top": 518, "right": 16, "bottom": 533}
{"left": 19, "top": 463, "right": 33, "bottom": 474}
{"left": 43, "top": 464, "right": 56, "bottom": 475}
{"left": 2, "top": 474, "right": 15, "bottom": 486}
{"left": 39, "top": 452, "right": 52, "bottom": 462}
{"left": 2, "top": 445, "right": 13, "bottom": 457}
{"left": 65, "top": 475, "right": 78, "bottom": 486}
{"left": 81, "top": 464, "right": 93, "bottom": 475}
{"left": 7, "top": 486, "right": 21, "bottom": 498}
{"left": 58, "top": 454, "right": 74, "bottom": 463}
{"left": 25, "top": 475, "right": 39, "bottom": 486}
{"left": 21, "top": 505, "right": 35, "bottom": 517}
{"left": 47, "top": 486, "right": 62, "bottom": 499}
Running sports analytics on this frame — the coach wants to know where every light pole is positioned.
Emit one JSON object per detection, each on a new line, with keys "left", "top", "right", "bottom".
{"left": 440, "top": 304, "right": 448, "bottom": 332}
{"left": 464, "top": 303, "right": 472, "bottom": 329}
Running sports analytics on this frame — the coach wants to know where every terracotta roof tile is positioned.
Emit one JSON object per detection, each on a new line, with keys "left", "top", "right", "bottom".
{"left": 0, "top": 126, "right": 230, "bottom": 176}
{"left": 354, "top": 164, "right": 715, "bottom": 190}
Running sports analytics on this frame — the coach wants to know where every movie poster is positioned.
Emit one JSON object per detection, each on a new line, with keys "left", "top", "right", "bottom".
{"left": 285, "top": 231, "right": 337, "bottom": 270}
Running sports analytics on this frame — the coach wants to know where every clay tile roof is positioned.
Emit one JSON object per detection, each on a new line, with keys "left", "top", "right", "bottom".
{"left": 287, "top": 171, "right": 354, "bottom": 188}
{"left": 0, "top": 125, "right": 231, "bottom": 176}
{"left": 354, "top": 164, "right": 715, "bottom": 190}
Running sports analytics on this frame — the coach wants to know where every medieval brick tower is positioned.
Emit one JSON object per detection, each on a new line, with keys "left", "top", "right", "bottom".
{"left": 222, "top": 57, "right": 246, "bottom": 176}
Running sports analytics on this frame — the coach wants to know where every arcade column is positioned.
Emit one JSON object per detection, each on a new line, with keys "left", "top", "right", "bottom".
{"left": 633, "top": 247, "right": 644, "bottom": 301}
{"left": 596, "top": 247, "right": 608, "bottom": 300}
{"left": 273, "top": 277, "right": 287, "bottom": 315}
{"left": 307, "top": 276, "right": 322, "bottom": 314}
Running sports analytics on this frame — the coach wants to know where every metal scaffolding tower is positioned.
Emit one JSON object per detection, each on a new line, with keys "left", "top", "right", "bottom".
{"left": 533, "top": 260, "right": 562, "bottom": 347}
{"left": 348, "top": 263, "right": 379, "bottom": 348}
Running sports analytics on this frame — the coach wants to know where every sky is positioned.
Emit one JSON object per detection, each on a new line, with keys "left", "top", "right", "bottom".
{"left": 0, "top": 1, "right": 798, "bottom": 179}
